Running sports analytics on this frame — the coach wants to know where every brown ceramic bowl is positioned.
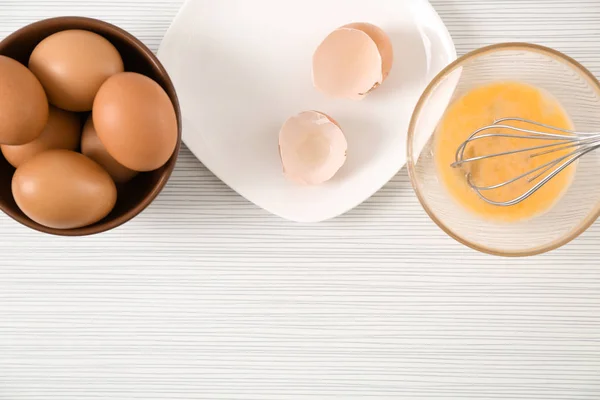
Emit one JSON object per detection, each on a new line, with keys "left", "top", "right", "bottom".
{"left": 0, "top": 16, "right": 182, "bottom": 236}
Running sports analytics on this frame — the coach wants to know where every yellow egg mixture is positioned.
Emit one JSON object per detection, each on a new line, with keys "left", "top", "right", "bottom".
{"left": 435, "top": 81, "right": 575, "bottom": 222}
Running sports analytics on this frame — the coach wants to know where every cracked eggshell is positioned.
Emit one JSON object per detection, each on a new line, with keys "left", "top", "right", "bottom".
{"left": 279, "top": 111, "right": 347, "bottom": 186}
{"left": 343, "top": 23, "right": 394, "bottom": 82}
{"left": 312, "top": 23, "right": 393, "bottom": 100}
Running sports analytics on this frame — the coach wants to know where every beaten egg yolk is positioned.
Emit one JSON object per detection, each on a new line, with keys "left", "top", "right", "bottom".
{"left": 435, "top": 81, "right": 576, "bottom": 222}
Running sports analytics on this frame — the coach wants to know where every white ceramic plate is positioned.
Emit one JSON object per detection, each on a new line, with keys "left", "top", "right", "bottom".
{"left": 158, "top": 0, "right": 456, "bottom": 222}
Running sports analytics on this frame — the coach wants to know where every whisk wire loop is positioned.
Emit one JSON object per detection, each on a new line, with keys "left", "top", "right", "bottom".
{"left": 452, "top": 117, "right": 600, "bottom": 206}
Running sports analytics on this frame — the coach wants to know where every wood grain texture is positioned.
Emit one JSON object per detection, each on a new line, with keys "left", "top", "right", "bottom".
{"left": 1, "top": 0, "right": 600, "bottom": 399}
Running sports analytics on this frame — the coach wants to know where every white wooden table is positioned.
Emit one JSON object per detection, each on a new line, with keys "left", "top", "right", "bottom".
{"left": 1, "top": 1, "right": 600, "bottom": 399}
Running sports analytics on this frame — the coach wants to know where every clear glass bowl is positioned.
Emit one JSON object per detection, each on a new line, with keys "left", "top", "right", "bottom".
{"left": 407, "top": 43, "right": 600, "bottom": 256}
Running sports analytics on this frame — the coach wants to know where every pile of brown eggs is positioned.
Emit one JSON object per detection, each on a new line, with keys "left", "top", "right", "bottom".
{"left": 0, "top": 29, "right": 178, "bottom": 230}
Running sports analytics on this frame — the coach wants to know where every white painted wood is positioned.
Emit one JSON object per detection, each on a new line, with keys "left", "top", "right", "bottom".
{"left": 1, "top": 1, "right": 600, "bottom": 399}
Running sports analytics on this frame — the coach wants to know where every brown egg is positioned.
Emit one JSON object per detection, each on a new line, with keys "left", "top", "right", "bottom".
{"left": 12, "top": 150, "right": 117, "bottom": 229}
{"left": 29, "top": 29, "right": 124, "bottom": 112}
{"left": 1, "top": 106, "right": 81, "bottom": 168}
{"left": 81, "top": 115, "right": 138, "bottom": 183}
{"left": 93, "top": 72, "right": 178, "bottom": 171}
{"left": 0, "top": 55, "right": 49, "bottom": 145}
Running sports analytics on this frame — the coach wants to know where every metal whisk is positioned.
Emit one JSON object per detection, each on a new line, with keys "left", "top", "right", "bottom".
{"left": 451, "top": 117, "right": 600, "bottom": 206}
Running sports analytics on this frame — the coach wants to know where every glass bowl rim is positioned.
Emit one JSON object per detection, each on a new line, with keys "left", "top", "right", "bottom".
{"left": 406, "top": 42, "right": 600, "bottom": 257}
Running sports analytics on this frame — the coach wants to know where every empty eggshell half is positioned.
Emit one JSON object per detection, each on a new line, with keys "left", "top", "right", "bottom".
{"left": 279, "top": 111, "right": 347, "bottom": 185}
{"left": 312, "top": 23, "right": 393, "bottom": 100}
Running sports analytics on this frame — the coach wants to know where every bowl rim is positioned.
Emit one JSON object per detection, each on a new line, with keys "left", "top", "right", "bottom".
{"left": 0, "top": 16, "right": 182, "bottom": 237}
{"left": 406, "top": 42, "right": 600, "bottom": 257}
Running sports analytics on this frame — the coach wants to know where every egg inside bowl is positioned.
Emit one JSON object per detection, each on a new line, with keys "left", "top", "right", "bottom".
{"left": 407, "top": 43, "right": 600, "bottom": 256}
{"left": 0, "top": 16, "right": 181, "bottom": 236}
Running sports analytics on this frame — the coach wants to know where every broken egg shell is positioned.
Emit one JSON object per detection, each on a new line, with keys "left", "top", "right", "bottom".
{"left": 312, "top": 23, "right": 393, "bottom": 100}
{"left": 313, "top": 28, "right": 381, "bottom": 101}
{"left": 279, "top": 111, "right": 347, "bottom": 186}
{"left": 343, "top": 22, "right": 393, "bottom": 83}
